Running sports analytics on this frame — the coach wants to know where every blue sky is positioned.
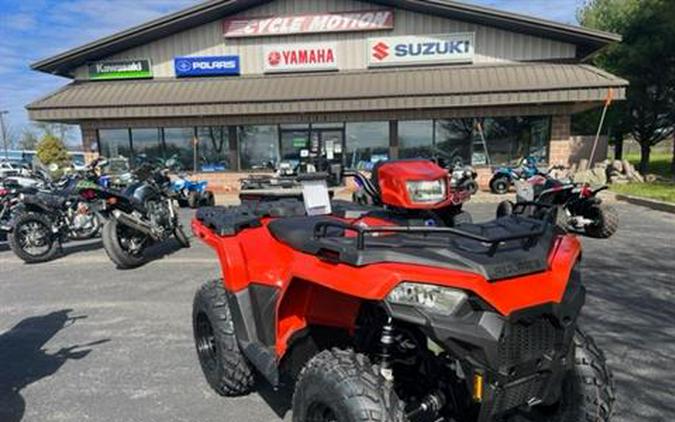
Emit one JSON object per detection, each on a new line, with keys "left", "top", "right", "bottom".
{"left": 0, "top": 0, "right": 584, "bottom": 145}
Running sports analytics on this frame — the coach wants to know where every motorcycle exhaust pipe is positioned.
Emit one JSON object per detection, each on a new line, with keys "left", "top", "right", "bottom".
{"left": 112, "top": 210, "right": 159, "bottom": 240}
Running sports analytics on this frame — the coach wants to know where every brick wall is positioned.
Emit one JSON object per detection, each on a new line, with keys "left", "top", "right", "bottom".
{"left": 548, "top": 114, "right": 572, "bottom": 166}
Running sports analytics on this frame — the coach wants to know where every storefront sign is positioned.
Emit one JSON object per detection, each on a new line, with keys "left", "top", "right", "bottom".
{"left": 174, "top": 56, "right": 240, "bottom": 77}
{"left": 368, "top": 33, "right": 474, "bottom": 67}
{"left": 263, "top": 43, "right": 338, "bottom": 73}
{"left": 88, "top": 59, "right": 152, "bottom": 80}
{"left": 224, "top": 9, "right": 394, "bottom": 38}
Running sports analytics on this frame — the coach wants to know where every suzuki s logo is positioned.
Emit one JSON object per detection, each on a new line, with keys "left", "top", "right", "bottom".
{"left": 268, "top": 51, "right": 281, "bottom": 66}
{"left": 372, "top": 42, "right": 389, "bottom": 61}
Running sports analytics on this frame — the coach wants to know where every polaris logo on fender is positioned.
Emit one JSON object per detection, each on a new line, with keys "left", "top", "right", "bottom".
{"left": 368, "top": 33, "right": 474, "bottom": 67}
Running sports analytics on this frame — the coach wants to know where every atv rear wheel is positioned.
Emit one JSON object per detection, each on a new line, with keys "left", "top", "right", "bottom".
{"left": 490, "top": 176, "right": 510, "bottom": 194}
{"left": 496, "top": 200, "right": 514, "bottom": 218}
{"left": 292, "top": 348, "right": 406, "bottom": 422}
{"left": 583, "top": 204, "right": 619, "bottom": 239}
{"left": 513, "top": 328, "right": 614, "bottom": 422}
{"left": 193, "top": 280, "right": 254, "bottom": 396}
{"left": 187, "top": 191, "right": 200, "bottom": 209}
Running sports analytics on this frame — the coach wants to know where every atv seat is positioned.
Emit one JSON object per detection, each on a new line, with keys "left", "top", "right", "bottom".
{"left": 267, "top": 215, "right": 556, "bottom": 281}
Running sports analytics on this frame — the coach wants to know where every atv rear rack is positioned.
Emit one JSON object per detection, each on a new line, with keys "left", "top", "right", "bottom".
{"left": 313, "top": 215, "right": 551, "bottom": 256}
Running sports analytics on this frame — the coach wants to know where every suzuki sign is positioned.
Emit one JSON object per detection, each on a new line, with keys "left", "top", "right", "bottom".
{"left": 225, "top": 9, "right": 394, "bottom": 38}
{"left": 368, "top": 33, "right": 475, "bottom": 67}
{"left": 174, "top": 56, "right": 241, "bottom": 77}
{"left": 264, "top": 42, "right": 338, "bottom": 73}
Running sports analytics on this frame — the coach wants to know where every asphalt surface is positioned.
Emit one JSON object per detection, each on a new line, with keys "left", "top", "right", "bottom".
{"left": 0, "top": 201, "right": 673, "bottom": 422}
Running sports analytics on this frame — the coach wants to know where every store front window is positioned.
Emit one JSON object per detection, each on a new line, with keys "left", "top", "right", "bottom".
{"left": 399, "top": 120, "right": 434, "bottom": 159}
{"left": 197, "top": 127, "right": 230, "bottom": 172}
{"left": 478, "top": 116, "right": 551, "bottom": 166}
{"left": 131, "top": 128, "right": 162, "bottom": 167}
{"left": 434, "top": 119, "right": 474, "bottom": 166}
{"left": 345, "top": 121, "right": 389, "bottom": 170}
{"left": 99, "top": 129, "right": 131, "bottom": 161}
{"left": 163, "top": 128, "right": 195, "bottom": 171}
{"left": 280, "top": 126, "right": 309, "bottom": 168}
{"left": 239, "top": 125, "right": 279, "bottom": 170}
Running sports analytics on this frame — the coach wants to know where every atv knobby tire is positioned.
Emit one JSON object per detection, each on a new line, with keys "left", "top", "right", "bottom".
{"left": 496, "top": 200, "right": 514, "bottom": 218}
{"left": 584, "top": 204, "right": 619, "bottom": 239}
{"left": 101, "top": 219, "right": 146, "bottom": 269}
{"left": 8, "top": 212, "right": 60, "bottom": 263}
{"left": 187, "top": 191, "right": 200, "bottom": 209}
{"left": 292, "top": 348, "right": 406, "bottom": 422}
{"left": 515, "top": 328, "right": 615, "bottom": 422}
{"left": 490, "top": 177, "right": 510, "bottom": 194}
{"left": 193, "top": 280, "right": 254, "bottom": 396}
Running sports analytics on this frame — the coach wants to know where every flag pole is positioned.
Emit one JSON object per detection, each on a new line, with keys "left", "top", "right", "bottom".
{"left": 590, "top": 88, "right": 613, "bottom": 165}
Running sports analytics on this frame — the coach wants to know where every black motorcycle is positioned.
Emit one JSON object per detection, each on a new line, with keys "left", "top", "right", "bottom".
{"left": 100, "top": 164, "right": 190, "bottom": 269}
{"left": 6, "top": 171, "right": 106, "bottom": 263}
{"left": 496, "top": 175, "right": 619, "bottom": 238}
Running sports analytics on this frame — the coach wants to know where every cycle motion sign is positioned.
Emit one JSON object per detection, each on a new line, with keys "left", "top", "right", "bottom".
{"left": 224, "top": 9, "right": 394, "bottom": 38}
{"left": 368, "top": 33, "right": 475, "bottom": 67}
{"left": 88, "top": 59, "right": 152, "bottom": 80}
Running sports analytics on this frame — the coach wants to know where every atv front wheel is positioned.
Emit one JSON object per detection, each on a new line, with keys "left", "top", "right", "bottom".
{"left": 193, "top": 280, "right": 254, "bottom": 396}
{"left": 292, "top": 348, "right": 406, "bottom": 422}
{"left": 584, "top": 204, "right": 619, "bottom": 239}
{"left": 490, "top": 176, "right": 510, "bottom": 194}
{"left": 514, "top": 328, "right": 615, "bottom": 422}
{"left": 187, "top": 191, "right": 200, "bottom": 209}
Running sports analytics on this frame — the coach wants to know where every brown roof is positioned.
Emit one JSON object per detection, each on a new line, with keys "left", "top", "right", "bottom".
{"left": 31, "top": 0, "right": 621, "bottom": 77}
{"left": 27, "top": 63, "right": 627, "bottom": 121}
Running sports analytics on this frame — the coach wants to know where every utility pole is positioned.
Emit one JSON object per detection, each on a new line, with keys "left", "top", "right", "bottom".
{"left": 0, "top": 110, "right": 8, "bottom": 160}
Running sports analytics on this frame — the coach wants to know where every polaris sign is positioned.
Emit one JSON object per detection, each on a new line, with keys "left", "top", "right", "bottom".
{"left": 174, "top": 56, "right": 241, "bottom": 77}
{"left": 368, "top": 33, "right": 475, "bottom": 67}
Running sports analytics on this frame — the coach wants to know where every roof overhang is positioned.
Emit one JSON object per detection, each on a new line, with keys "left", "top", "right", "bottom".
{"left": 27, "top": 63, "right": 628, "bottom": 122}
{"left": 31, "top": 0, "right": 621, "bottom": 78}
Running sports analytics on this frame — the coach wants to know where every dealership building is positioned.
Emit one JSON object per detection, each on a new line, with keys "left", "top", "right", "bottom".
{"left": 28, "top": 0, "right": 627, "bottom": 190}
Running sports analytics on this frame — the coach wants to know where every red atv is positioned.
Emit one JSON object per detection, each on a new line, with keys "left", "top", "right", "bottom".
{"left": 191, "top": 160, "right": 614, "bottom": 422}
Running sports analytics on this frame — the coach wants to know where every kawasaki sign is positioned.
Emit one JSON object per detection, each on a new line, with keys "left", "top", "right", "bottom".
{"left": 88, "top": 59, "right": 152, "bottom": 80}
{"left": 368, "top": 33, "right": 474, "bottom": 67}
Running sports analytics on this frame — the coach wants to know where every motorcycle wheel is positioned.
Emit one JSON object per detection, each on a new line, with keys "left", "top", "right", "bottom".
{"left": 102, "top": 219, "right": 147, "bottom": 269}
{"left": 8, "top": 212, "right": 60, "bottom": 263}
{"left": 490, "top": 176, "right": 510, "bottom": 194}
{"left": 174, "top": 224, "right": 191, "bottom": 248}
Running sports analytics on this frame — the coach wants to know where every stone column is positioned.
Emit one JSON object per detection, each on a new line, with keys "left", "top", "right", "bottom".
{"left": 548, "top": 115, "right": 572, "bottom": 166}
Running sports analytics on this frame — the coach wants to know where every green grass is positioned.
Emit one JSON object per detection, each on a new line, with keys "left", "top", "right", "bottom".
{"left": 621, "top": 151, "right": 672, "bottom": 178}
{"left": 611, "top": 181, "right": 675, "bottom": 203}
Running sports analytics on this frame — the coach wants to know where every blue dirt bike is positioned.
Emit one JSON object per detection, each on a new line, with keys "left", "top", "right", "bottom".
{"left": 171, "top": 176, "right": 215, "bottom": 208}
{"left": 489, "top": 156, "right": 542, "bottom": 194}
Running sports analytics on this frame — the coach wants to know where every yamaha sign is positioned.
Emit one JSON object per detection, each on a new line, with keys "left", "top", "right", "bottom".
{"left": 174, "top": 56, "right": 241, "bottom": 77}
{"left": 368, "top": 33, "right": 475, "bottom": 67}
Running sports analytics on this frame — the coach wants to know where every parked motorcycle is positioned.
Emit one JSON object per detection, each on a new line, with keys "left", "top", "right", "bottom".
{"left": 497, "top": 175, "right": 619, "bottom": 238}
{"left": 6, "top": 168, "right": 106, "bottom": 263}
{"left": 100, "top": 164, "right": 190, "bottom": 269}
{"left": 489, "top": 156, "right": 542, "bottom": 194}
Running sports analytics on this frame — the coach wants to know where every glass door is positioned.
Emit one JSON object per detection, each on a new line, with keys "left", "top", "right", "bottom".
{"left": 317, "top": 130, "right": 345, "bottom": 168}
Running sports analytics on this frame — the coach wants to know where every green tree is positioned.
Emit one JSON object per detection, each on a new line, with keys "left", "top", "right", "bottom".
{"left": 36, "top": 134, "right": 71, "bottom": 168}
{"left": 578, "top": 0, "right": 675, "bottom": 174}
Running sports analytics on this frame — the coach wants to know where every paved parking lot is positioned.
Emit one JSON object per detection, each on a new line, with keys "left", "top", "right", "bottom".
{"left": 0, "top": 202, "right": 673, "bottom": 422}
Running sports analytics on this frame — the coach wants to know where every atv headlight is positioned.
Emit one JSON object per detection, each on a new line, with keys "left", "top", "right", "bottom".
{"left": 406, "top": 179, "right": 446, "bottom": 203}
{"left": 387, "top": 283, "right": 467, "bottom": 316}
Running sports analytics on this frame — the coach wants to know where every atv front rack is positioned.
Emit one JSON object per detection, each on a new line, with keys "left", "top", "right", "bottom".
{"left": 313, "top": 215, "right": 551, "bottom": 256}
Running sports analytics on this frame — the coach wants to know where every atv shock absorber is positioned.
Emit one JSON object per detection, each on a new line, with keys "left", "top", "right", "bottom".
{"left": 407, "top": 391, "right": 447, "bottom": 420}
{"left": 379, "top": 318, "right": 395, "bottom": 381}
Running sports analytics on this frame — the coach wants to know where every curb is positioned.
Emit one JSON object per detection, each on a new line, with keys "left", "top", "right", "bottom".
{"left": 615, "top": 193, "right": 675, "bottom": 214}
